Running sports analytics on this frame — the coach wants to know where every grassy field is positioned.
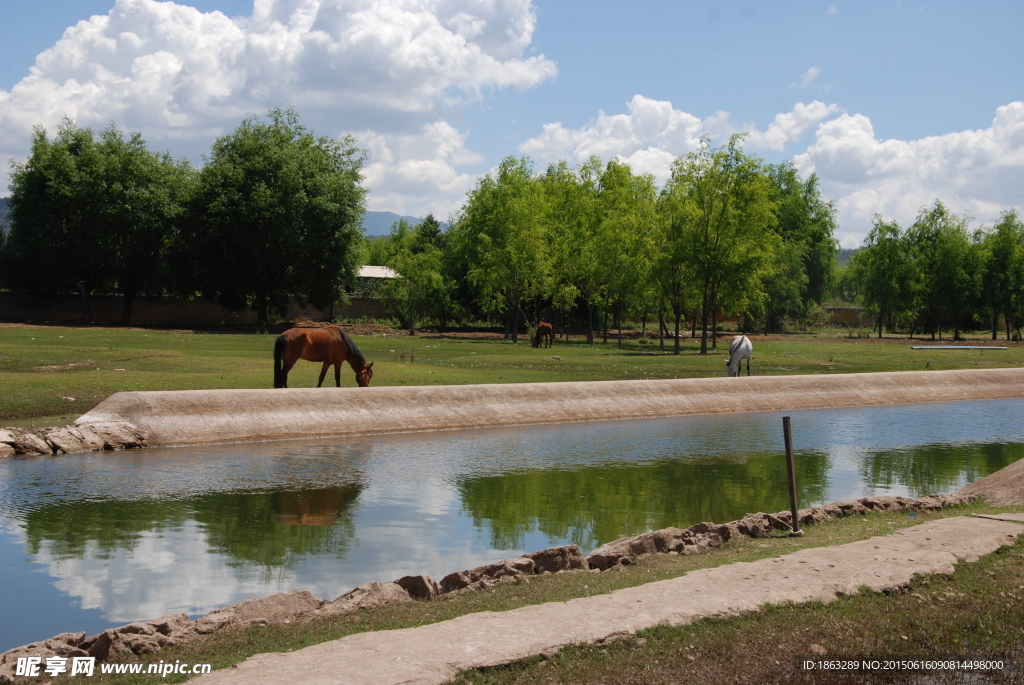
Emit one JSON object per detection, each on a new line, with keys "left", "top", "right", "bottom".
{"left": 76, "top": 500, "right": 1024, "bottom": 684}
{"left": 2, "top": 324, "right": 1024, "bottom": 429}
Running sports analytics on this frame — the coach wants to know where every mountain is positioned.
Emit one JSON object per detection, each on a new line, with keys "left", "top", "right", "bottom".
{"left": 361, "top": 211, "right": 422, "bottom": 236}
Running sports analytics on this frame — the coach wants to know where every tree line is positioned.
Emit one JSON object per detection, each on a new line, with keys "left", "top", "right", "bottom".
{"left": 0, "top": 108, "right": 365, "bottom": 329}
{"left": 842, "top": 203, "right": 1024, "bottom": 340}
{"left": 369, "top": 135, "right": 839, "bottom": 353}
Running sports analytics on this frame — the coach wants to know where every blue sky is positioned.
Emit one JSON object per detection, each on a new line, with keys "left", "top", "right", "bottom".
{"left": 2, "top": 1, "right": 1022, "bottom": 246}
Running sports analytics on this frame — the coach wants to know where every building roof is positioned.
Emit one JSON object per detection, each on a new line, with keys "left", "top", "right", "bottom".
{"left": 358, "top": 265, "right": 399, "bottom": 279}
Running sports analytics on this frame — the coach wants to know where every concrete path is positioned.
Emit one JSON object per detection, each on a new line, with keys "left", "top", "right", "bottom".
{"left": 195, "top": 516, "right": 1023, "bottom": 685}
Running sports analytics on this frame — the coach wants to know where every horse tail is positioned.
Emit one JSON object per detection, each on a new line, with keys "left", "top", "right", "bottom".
{"left": 273, "top": 334, "right": 287, "bottom": 388}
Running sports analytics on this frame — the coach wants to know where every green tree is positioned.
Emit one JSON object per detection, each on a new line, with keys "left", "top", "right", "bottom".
{"left": 852, "top": 217, "right": 913, "bottom": 338}
{"left": 766, "top": 163, "right": 838, "bottom": 316}
{"left": 4, "top": 120, "right": 108, "bottom": 322}
{"left": 381, "top": 217, "right": 446, "bottom": 331}
{"left": 905, "top": 202, "right": 982, "bottom": 340}
{"left": 664, "top": 136, "right": 777, "bottom": 353}
{"left": 595, "top": 160, "right": 657, "bottom": 346}
{"left": 95, "top": 126, "right": 193, "bottom": 324}
{"left": 979, "top": 210, "right": 1024, "bottom": 340}
{"left": 450, "top": 156, "right": 548, "bottom": 343}
{"left": 183, "top": 108, "right": 366, "bottom": 330}
{"left": 542, "top": 159, "right": 602, "bottom": 343}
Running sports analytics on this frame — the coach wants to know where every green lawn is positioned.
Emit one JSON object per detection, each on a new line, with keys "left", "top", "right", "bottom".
{"left": 2, "top": 324, "right": 1023, "bottom": 428}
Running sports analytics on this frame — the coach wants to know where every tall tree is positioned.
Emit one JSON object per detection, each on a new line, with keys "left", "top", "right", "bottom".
{"left": 595, "top": 160, "right": 657, "bottom": 347}
{"left": 905, "top": 202, "right": 981, "bottom": 340}
{"left": 664, "top": 135, "right": 777, "bottom": 353}
{"left": 979, "top": 210, "right": 1024, "bottom": 340}
{"left": 4, "top": 120, "right": 108, "bottom": 322}
{"left": 542, "top": 158, "right": 602, "bottom": 343}
{"left": 95, "top": 126, "right": 193, "bottom": 324}
{"left": 450, "top": 156, "right": 548, "bottom": 343}
{"left": 183, "top": 108, "right": 366, "bottom": 330}
{"left": 852, "top": 217, "right": 913, "bottom": 337}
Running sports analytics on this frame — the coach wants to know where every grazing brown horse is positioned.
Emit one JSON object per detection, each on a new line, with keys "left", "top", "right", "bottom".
{"left": 532, "top": 321, "right": 554, "bottom": 348}
{"left": 274, "top": 326, "right": 374, "bottom": 388}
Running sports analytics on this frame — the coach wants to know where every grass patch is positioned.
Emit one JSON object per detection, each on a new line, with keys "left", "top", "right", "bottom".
{"left": 77, "top": 500, "right": 1023, "bottom": 684}
{"left": 4, "top": 325, "right": 1024, "bottom": 429}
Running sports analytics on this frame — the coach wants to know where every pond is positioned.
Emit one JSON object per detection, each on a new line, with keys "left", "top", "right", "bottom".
{"left": 1, "top": 398, "right": 1022, "bottom": 651}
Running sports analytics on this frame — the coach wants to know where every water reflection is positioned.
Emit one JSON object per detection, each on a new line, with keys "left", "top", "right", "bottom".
{"left": 458, "top": 452, "right": 831, "bottom": 550}
{"left": 859, "top": 442, "right": 1024, "bottom": 498}
{"left": 2, "top": 398, "right": 1024, "bottom": 652}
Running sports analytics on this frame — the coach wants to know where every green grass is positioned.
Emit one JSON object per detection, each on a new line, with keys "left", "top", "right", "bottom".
{"left": 72, "top": 500, "right": 1023, "bottom": 684}
{"left": 2, "top": 325, "right": 1024, "bottom": 428}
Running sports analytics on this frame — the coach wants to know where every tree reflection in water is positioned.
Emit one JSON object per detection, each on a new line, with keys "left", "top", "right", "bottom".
{"left": 458, "top": 452, "right": 831, "bottom": 551}
{"left": 22, "top": 485, "right": 363, "bottom": 569}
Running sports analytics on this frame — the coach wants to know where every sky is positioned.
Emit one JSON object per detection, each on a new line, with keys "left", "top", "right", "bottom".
{"left": 1, "top": 0, "right": 1022, "bottom": 247}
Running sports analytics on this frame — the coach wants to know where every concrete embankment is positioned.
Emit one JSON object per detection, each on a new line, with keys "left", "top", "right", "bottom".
{"left": 74, "top": 367, "right": 1024, "bottom": 447}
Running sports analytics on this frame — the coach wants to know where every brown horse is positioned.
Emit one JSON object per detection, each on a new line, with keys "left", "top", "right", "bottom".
{"left": 532, "top": 321, "right": 554, "bottom": 348}
{"left": 274, "top": 326, "right": 373, "bottom": 388}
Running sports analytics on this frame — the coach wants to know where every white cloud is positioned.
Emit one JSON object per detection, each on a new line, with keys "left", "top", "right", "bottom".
{"left": 827, "top": 5, "right": 839, "bottom": 15}
{"left": 791, "top": 66, "right": 821, "bottom": 89}
{"left": 0, "top": 0, "right": 556, "bottom": 213}
{"left": 794, "top": 102, "right": 1024, "bottom": 247}
{"left": 360, "top": 121, "right": 482, "bottom": 219}
{"left": 519, "top": 96, "right": 838, "bottom": 182}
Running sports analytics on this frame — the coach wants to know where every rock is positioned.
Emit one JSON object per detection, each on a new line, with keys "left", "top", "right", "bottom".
{"left": 145, "top": 613, "right": 195, "bottom": 639}
{"left": 82, "top": 630, "right": 118, "bottom": 659}
{"left": 524, "top": 545, "right": 589, "bottom": 573}
{"left": 9, "top": 431, "right": 51, "bottom": 455}
{"left": 115, "top": 622, "right": 157, "bottom": 636}
{"left": 194, "top": 612, "right": 241, "bottom": 635}
{"left": 41, "top": 426, "right": 88, "bottom": 454}
{"left": 0, "top": 429, "right": 16, "bottom": 444}
{"left": 834, "top": 500, "right": 867, "bottom": 516}
{"left": 0, "top": 443, "right": 14, "bottom": 458}
{"left": 209, "top": 590, "right": 323, "bottom": 625}
{"left": 50, "top": 632, "right": 86, "bottom": 648}
{"left": 809, "top": 643, "right": 827, "bottom": 656}
{"left": 0, "top": 644, "right": 60, "bottom": 684}
{"left": 67, "top": 426, "right": 107, "bottom": 451}
{"left": 119, "top": 633, "right": 161, "bottom": 655}
{"left": 75, "top": 421, "right": 147, "bottom": 450}
{"left": 440, "top": 557, "right": 536, "bottom": 593}
{"left": 321, "top": 582, "right": 413, "bottom": 616}
{"left": 395, "top": 574, "right": 442, "bottom": 600}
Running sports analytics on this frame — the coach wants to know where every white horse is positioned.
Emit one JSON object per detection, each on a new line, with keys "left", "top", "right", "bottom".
{"left": 725, "top": 335, "right": 752, "bottom": 377}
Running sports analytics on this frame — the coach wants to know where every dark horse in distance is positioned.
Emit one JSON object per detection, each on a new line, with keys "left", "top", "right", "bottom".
{"left": 274, "top": 326, "right": 374, "bottom": 388}
{"left": 532, "top": 322, "right": 554, "bottom": 348}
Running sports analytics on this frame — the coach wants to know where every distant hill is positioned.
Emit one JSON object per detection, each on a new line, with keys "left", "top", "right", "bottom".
{"left": 0, "top": 197, "right": 9, "bottom": 234}
{"left": 838, "top": 248, "right": 860, "bottom": 266}
{"left": 362, "top": 211, "right": 422, "bottom": 236}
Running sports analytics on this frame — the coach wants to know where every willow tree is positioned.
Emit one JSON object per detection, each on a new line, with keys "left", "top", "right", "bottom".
{"left": 451, "top": 156, "right": 548, "bottom": 343}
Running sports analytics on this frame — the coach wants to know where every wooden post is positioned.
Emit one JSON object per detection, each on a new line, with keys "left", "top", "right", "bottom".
{"left": 783, "top": 416, "right": 803, "bottom": 537}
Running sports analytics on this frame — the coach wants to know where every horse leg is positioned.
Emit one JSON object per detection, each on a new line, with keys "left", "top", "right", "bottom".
{"left": 317, "top": 361, "right": 330, "bottom": 387}
{"left": 281, "top": 353, "right": 301, "bottom": 388}
{"left": 335, "top": 362, "right": 341, "bottom": 388}
{"left": 746, "top": 355, "right": 750, "bottom": 376}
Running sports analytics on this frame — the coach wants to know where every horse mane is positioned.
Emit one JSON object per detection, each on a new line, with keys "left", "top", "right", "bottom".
{"left": 337, "top": 328, "right": 367, "bottom": 367}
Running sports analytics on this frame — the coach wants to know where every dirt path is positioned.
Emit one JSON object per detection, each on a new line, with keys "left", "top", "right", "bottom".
{"left": 194, "top": 516, "right": 1022, "bottom": 685}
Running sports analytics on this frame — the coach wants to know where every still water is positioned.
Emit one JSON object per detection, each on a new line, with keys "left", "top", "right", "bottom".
{"left": 1, "top": 398, "right": 1022, "bottom": 650}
